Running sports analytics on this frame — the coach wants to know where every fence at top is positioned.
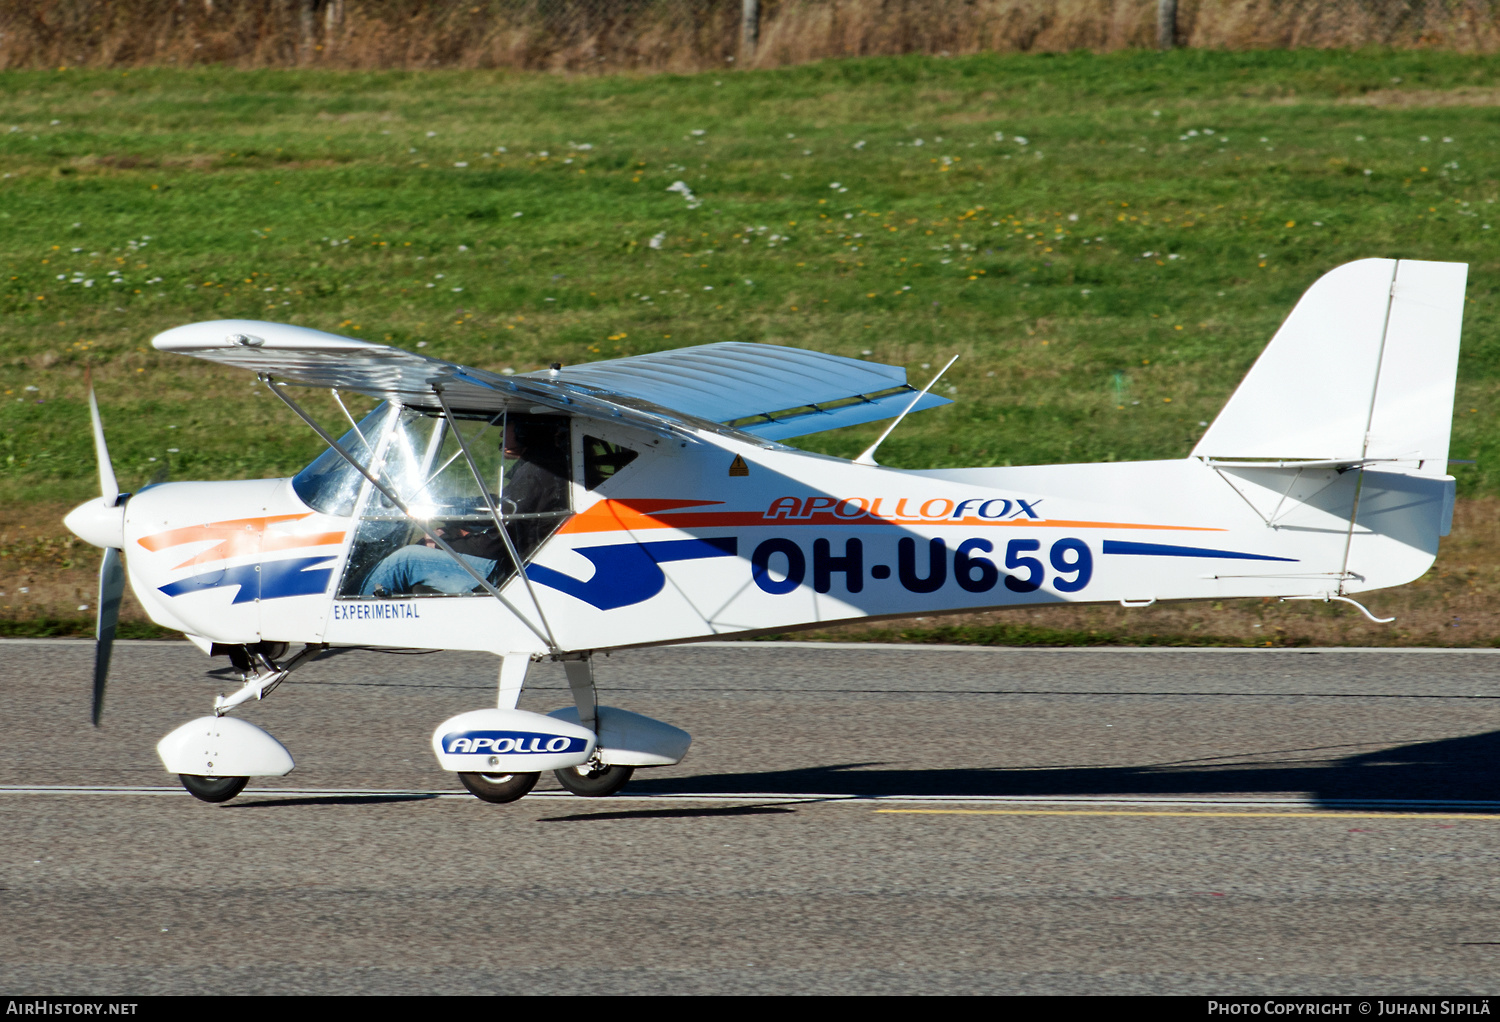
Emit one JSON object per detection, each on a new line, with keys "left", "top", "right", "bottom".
{"left": 4, "top": 0, "right": 1500, "bottom": 71}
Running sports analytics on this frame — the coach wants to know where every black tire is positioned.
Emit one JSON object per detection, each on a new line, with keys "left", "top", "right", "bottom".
{"left": 179, "top": 774, "right": 249, "bottom": 803}
{"left": 458, "top": 771, "right": 539, "bottom": 804}
{"left": 554, "top": 763, "right": 634, "bottom": 797}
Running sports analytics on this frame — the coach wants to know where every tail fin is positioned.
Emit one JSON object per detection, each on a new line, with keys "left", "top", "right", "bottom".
{"left": 1193, "top": 258, "right": 1466, "bottom": 474}
{"left": 1194, "top": 258, "right": 1466, "bottom": 596}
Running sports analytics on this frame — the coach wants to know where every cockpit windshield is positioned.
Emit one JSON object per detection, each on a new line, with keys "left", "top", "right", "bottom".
{"left": 291, "top": 402, "right": 394, "bottom": 517}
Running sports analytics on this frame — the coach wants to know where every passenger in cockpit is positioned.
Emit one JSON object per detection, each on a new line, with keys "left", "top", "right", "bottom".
{"left": 361, "top": 417, "right": 569, "bottom": 596}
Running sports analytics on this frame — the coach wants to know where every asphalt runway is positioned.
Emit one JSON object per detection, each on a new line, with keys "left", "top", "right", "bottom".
{"left": 4, "top": 639, "right": 1500, "bottom": 995}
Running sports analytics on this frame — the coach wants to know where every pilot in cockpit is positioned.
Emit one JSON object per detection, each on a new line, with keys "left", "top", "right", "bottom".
{"left": 362, "top": 416, "right": 569, "bottom": 596}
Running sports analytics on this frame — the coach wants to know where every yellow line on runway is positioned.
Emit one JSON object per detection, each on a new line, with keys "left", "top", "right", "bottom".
{"left": 877, "top": 808, "right": 1500, "bottom": 820}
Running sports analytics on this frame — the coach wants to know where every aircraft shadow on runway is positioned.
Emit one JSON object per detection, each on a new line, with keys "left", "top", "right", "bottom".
{"left": 629, "top": 730, "right": 1500, "bottom": 808}
{"left": 537, "top": 805, "right": 797, "bottom": 822}
{"left": 232, "top": 794, "right": 440, "bottom": 808}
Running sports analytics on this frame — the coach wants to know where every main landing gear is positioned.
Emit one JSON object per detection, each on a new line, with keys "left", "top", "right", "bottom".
{"left": 433, "top": 651, "right": 690, "bottom": 805}
{"left": 553, "top": 655, "right": 633, "bottom": 798}
{"left": 554, "top": 762, "right": 635, "bottom": 798}
{"left": 457, "top": 763, "right": 635, "bottom": 804}
{"left": 456, "top": 761, "right": 637, "bottom": 803}
{"left": 458, "top": 771, "right": 541, "bottom": 803}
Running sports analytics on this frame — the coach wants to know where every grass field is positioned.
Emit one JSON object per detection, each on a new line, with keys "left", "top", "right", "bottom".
{"left": 2, "top": 49, "right": 1498, "bottom": 643}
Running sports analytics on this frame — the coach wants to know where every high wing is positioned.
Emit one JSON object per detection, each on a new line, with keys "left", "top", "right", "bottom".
{"left": 534, "top": 341, "right": 949, "bottom": 440}
{"left": 152, "top": 320, "right": 949, "bottom": 441}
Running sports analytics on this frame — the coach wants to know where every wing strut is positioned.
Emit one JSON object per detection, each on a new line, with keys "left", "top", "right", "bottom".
{"left": 432, "top": 385, "right": 559, "bottom": 652}
{"left": 330, "top": 388, "right": 369, "bottom": 447}
{"left": 265, "top": 376, "right": 558, "bottom": 652}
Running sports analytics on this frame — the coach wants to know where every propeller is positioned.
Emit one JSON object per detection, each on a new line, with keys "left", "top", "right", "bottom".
{"left": 87, "top": 380, "right": 119, "bottom": 505}
{"left": 64, "top": 379, "right": 129, "bottom": 726}
{"left": 93, "top": 546, "right": 125, "bottom": 726}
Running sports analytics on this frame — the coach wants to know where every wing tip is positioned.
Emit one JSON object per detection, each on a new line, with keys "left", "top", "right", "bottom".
{"left": 152, "top": 319, "right": 387, "bottom": 354}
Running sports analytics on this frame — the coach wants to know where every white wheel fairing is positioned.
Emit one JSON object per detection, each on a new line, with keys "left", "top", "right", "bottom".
{"left": 431, "top": 707, "right": 595, "bottom": 773}
{"left": 157, "top": 716, "right": 294, "bottom": 777}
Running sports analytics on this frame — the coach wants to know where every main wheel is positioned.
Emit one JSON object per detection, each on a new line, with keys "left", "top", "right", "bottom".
{"left": 458, "top": 771, "right": 539, "bottom": 804}
{"left": 554, "top": 763, "right": 634, "bottom": 797}
{"left": 179, "top": 774, "right": 249, "bottom": 803}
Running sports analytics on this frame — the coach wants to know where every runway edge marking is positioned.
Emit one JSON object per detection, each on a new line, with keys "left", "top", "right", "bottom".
{"left": 7, "top": 785, "right": 1500, "bottom": 813}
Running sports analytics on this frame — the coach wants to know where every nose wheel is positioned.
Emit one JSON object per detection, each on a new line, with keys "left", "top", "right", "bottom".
{"left": 554, "top": 763, "right": 634, "bottom": 797}
{"left": 179, "top": 774, "right": 249, "bottom": 803}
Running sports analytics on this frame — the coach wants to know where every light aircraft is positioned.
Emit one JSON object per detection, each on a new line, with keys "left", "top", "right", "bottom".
{"left": 63, "top": 258, "right": 1466, "bottom": 804}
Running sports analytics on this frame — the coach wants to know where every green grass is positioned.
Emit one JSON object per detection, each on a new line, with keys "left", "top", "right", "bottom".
{"left": 763, "top": 620, "right": 1500, "bottom": 648}
{"left": 0, "top": 616, "right": 179, "bottom": 639}
{"left": 760, "top": 623, "right": 1301, "bottom": 647}
{"left": 2, "top": 49, "right": 1499, "bottom": 509}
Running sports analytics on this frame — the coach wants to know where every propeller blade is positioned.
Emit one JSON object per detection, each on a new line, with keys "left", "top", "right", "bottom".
{"left": 86, "top": 379, "right": 119, "bottom": 506}
{"left": 92, "top": 546, "right": 125, "bottom": 727}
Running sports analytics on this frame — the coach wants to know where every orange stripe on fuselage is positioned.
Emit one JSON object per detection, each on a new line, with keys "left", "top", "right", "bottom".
{"left": 558, "top": 498, "right": 726, "bottom": 535}
{"left": 138, "top": 513, "right": 346, "bottom": 570}
{"left": 558, "top": 499, "right": 1224, "bottom": 536}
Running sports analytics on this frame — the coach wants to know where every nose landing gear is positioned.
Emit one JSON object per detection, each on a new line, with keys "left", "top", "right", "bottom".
{"left": 178, "top": 774, "right": 250, "bottom": 803}
{"left": 157, "top": 643, "right": 319, "bottom": 803}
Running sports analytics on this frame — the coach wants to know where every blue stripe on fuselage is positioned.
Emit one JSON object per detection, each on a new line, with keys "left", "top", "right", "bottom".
{"left": 1101, "top": 541, "right": 1296, "bottom": 562}
{"left": 159, "top": 555, "right": 338, "bottom": 604}
{"left": 526, "top": 537, "right": 738, "bottom": 610}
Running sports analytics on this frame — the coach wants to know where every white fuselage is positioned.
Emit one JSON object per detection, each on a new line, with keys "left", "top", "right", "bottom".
{"left": 120, "top": 420, "right": 1452, "bottom": 656}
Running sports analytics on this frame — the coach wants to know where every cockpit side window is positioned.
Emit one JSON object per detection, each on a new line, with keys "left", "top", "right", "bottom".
{"left": 335, "top": 410, "right": 574, "bottom": 599}
{"left": 582, "top": 436, "right": 639, "bottom": 490}
{"left": 291, "top": 402, "right": 393, "bottom": 517}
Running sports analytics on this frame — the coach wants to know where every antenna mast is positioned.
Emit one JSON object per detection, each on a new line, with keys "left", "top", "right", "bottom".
{"left": 854, "top": 354, "right": 959, "bottom": 466}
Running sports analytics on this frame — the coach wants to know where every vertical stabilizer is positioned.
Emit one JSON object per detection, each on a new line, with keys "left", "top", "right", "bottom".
{"left": 1193, "top": 259, "right": 1396, "bottom": 462}
{"left": 1193, "top": 258, "right": 1467, "bottom": 596}
{"left": 1193, "top": 258, "right": 1466, "bottom": 469}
